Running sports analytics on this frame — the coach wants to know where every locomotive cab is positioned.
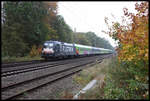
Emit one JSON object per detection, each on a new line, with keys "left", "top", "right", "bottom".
{"left": 41, "top": 41, "right": 62, "bottom": 59}
{"left": 41, "top": 42, "right": 55, "bottom": 58}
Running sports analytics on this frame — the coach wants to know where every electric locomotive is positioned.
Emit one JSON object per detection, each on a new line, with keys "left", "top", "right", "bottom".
{"left": 41, "top": 41, "right": 76, "bottom": 59}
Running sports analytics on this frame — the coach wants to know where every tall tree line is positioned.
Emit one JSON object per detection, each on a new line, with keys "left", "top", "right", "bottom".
{"left": 73, "top": 32, "right": 114, "bottom": 50}
{"left": 2, "top": 1, "right": 73, "bottom": 57}
{"left": 2, "top": 1, "right": 114, "bottom": 57}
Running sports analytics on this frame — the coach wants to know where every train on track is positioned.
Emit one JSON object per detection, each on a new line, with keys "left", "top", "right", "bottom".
{"left": 41, "top": 40, "right": 113, "bottom": 60}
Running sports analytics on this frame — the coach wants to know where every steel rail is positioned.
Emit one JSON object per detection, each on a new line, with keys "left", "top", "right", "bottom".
{"left": 1, "top": 54, "right": 113, "bottom": 100}
{"left": 2, "top": 58, "right": 104, "bottom": 100}
{"left": 2, "top": 55, "right": 102, "bottom": 77}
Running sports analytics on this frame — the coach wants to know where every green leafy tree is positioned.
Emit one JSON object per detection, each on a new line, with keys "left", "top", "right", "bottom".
{"left": 85, "top": 32, "right": 114, "bottom": 50}
{"left": 52, "top": 15, "right": 73, "bottom": 43}
{"left": 73, "top": 32, "right": 91, "bottom": 46}
{"left": 2, "top": 1, "right": 59, "bottom": 57}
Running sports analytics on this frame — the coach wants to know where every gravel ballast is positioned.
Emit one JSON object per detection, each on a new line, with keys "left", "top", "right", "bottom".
{"left": 13, "top": 75, "right": 82, "bottom": 99}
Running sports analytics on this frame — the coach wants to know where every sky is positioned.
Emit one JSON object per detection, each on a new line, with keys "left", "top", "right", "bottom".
{"left": 57, "top": 1, "right": 141, "bottom": 47}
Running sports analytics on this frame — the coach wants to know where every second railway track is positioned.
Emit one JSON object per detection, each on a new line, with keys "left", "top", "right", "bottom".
{"left": 2, "top": 55, "right": 107, "bottom": 76}
{"left": 2, "top": 55, "right": 101, "bottom": 77}
{"left": 2, "top": 60, "right": 44, "bottom": 68}
{"left": 1, "top": 54, "right": 113, "bottom": 100}
{"left": 2, "top": 57, "right": 90, "bottom": 77}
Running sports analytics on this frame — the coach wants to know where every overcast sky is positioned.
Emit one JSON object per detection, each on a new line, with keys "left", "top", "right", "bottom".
{"left": 57, "top": 1, "right": 141, "bottom": 47}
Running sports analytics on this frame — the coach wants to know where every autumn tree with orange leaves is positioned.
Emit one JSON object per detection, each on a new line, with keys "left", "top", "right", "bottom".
{"left": 103, "top": 2, "right": 149, "bottom": 99}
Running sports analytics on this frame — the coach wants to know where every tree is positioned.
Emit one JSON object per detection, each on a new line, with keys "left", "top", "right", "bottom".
{"left": 52, "top": 15, "right": 73, "bottom": 43}
{"left": 2, "top": 22, "right": 28, "bottom": 57}
{"left": 73, "top": 32, "right": 92, "bottom": 45}
{"left": 103, "top": 2, "right": 149, "bottom": 98}
{"left": 2, "top": 1, "right": 59, "bottom": 56}
{"left": 85, "top": 32, "right": 114, "bottom": 50}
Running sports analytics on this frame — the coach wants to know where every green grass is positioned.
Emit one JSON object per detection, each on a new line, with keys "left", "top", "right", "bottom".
{"left": 71, "top": 57, "right": 112, "bottom": 99}
{"left": 75, "top": 56, "right": 149, "bottom": 99}
{"left": 2, "top": 55, "right": 42, "bottom": 63}
{"left": 73, "top": 57, "right": 112, "bottom": 87}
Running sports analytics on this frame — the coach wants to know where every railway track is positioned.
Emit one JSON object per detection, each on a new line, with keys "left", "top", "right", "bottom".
{"left": 2, "top": 55, "right": 109, "bottom": 76}
{"left": 2, "top": 60, "right": 44, "bottom": 68}
{"left": 2, "top": 58, "right": 71, "bottom": 68}
{"left": 2, "top": 55, "right": 103, "bottom": 88}
{"left": 2, "top": 58, "right": 85, "bottom": 77}
{"left": 1, "top": 54, "right": 112, "bottom": 100}
{"left": 2, "top": 54, "right": 108, "bottom": 68}
{"left": 2, "top": 55, "right": 104, "bottom": 77}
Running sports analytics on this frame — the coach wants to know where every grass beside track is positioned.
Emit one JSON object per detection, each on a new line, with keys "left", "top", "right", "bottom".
{"left": 59, "top": 55, "right": 112, "bottom": 99}
{"left": 72, "top": 56, "right": 113, "bottom": 99}
{"left": 61, "top": 55, "right": 148, "bottom": 100}
{"left": 2, "top": 56, "right": 42, "bottom": 63}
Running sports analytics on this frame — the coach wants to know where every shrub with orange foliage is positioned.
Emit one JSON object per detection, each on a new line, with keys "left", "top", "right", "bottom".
{"left": 30, "top": 45, "right": 43, "bottom": 57}
{"left": 37, "top": 45, "right": 43, "bottom": 55}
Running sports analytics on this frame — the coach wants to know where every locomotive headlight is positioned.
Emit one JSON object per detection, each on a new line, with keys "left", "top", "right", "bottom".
{"left": 49, "top": 48, "right": 54, "bottom": 53}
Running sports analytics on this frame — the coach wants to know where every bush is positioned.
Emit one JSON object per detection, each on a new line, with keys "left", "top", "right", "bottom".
{"left": 103, "top": 57, "right": 149, "bottom": 99}
{"left": 30, "top": 45, "right": 38, "bottom": 57}
{"left": 29, "top": 45, "right": 43, "bottom": 57}
{"left": 37, "top": 45, "right": 43, "bottom": 55}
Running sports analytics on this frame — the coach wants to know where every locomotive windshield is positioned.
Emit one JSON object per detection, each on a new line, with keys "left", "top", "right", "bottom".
{"left": 44, "top": 42, "right": 53, "bottom": 48}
